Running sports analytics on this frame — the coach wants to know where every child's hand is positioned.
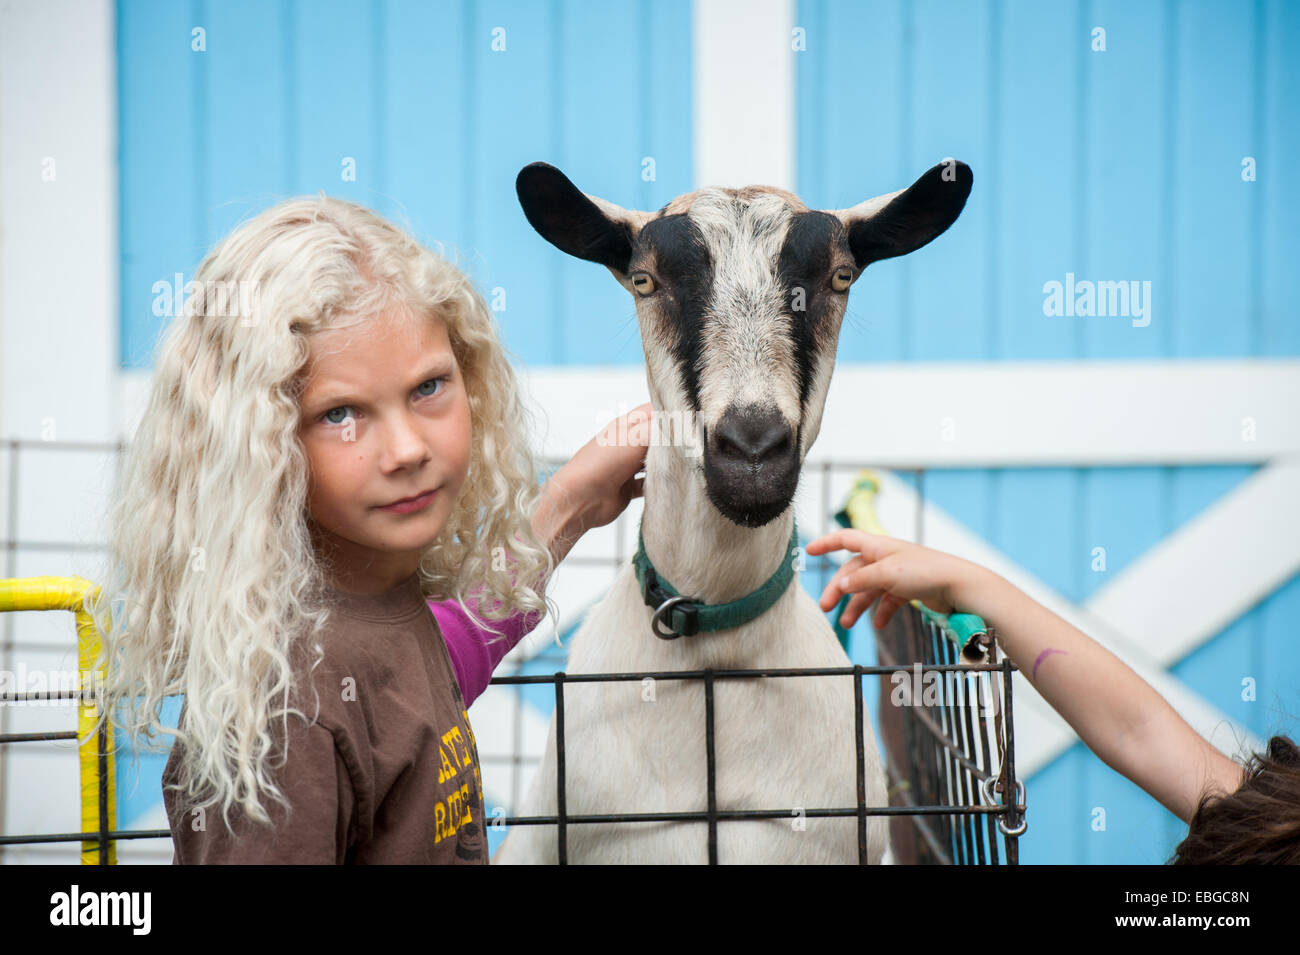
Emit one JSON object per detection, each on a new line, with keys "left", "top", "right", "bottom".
{"left": 533, "top": 404, "right": 649, "bottom": 564}
{"left": 569, "top": 403, "right": 651, "bottom": 531}
{"left": 805, "top": 529, "right": 970, "bottom": 631}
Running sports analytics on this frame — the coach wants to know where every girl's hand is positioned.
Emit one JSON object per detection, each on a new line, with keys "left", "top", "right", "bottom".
{"left": 804, "top": 529, "right": 974, "bottom": 631}
{"left": 565, "top": 403, "right": 651, "bottom": 532}
{"left": 533, "top": 403, "right": 650, "bottom": 564}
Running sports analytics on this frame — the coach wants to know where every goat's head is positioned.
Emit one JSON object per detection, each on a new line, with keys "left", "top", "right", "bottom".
{"left": 517, "top": 161, "right": 972, "bottom": 528}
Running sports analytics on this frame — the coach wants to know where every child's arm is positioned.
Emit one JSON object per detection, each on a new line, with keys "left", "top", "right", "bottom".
{"left": 431, "top": 597, "right": 543, "bottom": 708}
{"left": 433, "top": 403, "right": 651, "bottom": 705}
{"left": 807, "top": 529, "right": 1246, "bottom": 825}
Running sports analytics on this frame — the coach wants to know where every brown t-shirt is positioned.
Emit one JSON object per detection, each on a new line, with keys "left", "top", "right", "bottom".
{"left": 162, "top": 573, "right": 487, "bottom": 864}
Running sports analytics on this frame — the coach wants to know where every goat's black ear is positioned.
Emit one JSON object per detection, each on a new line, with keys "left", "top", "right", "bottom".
{"left": 516, "top": 162, "right": 636, "bottom": 275}
{"left": 841, "top": 160, "right": 973, "bottom": 270}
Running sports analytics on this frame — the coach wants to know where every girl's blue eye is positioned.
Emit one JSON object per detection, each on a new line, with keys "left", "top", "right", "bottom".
{"left": 416, "top": 377, "right": 446, "bottom": 397}
{"left": 323, "top": 406, "right": 353, "bottom": 425}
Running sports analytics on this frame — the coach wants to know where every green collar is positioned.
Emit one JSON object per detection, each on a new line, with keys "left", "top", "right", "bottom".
{"left": 632, "top": 518, "right": 799, "bottom": 639}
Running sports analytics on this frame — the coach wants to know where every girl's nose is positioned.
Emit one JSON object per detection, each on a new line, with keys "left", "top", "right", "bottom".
{"left": 379, "top": 413, "right": 432, "bottom": 471}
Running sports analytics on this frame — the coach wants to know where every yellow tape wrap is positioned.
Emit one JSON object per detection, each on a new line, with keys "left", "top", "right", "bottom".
{"left": 0, "top": 576, "right": 116, "bottom": 864}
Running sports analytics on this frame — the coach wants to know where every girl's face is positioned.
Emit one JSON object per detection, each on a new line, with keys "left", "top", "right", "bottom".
{"left": 298, "top": 305, "right": 472, "bottom": 594}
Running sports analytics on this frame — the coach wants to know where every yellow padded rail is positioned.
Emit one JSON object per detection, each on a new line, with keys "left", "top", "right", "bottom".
{"left": 0, "top": 576, "right": 116, "bottom": 864}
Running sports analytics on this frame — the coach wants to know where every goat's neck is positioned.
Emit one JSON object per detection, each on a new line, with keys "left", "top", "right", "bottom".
{"left": 638, "top": 443, "right": 796, "bottom": 606}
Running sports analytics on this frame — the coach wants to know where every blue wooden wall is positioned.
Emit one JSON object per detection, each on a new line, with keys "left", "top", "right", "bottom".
{"left": 796, "top": 0, "right": 1300, "bottom": 864}
{"left": 797, "top": 0, "right": 1299, "bottom": 363}
{"left": 118, "top": 0, "right": 692, "bottom": 370}
{"left": 116, "top": 0, "right": 1300, "bottom": 864}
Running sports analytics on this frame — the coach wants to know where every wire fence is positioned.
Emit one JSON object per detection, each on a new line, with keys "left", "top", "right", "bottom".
{"left": 483, "top": 648, "right": 1023, "bottom": 864}
{"left": 875, "top": 610, "right": 1024, "bottom": 863}
{"left": 0, "top": 439, "right": 1026, "bottom": 864}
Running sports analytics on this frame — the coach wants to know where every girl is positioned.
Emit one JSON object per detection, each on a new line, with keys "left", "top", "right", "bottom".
{"left": 805, "top": 528, "right": 1300, "bottom": 864}
{"left": 85, "top": 195, "right": 648, "bottom": 864}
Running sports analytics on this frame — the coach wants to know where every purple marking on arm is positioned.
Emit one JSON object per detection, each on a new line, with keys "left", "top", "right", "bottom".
{"left": 1031, "top": 647, "right": 1068, "bottom": 681}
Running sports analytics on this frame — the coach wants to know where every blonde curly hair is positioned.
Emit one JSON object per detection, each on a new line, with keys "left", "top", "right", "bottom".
{"left": 85, "top": 194, "right": 556, "bottom": 835}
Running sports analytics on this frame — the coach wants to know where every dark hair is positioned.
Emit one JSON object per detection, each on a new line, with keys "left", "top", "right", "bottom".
{"left": 1170, "top": 735, "right": 1300, "bottom": 864}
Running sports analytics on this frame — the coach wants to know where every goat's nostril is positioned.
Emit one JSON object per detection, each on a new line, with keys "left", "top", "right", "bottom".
{"left": 751, "top": 427, "right": 792, "bottom": 458}
{"left": 713, "top": 415, "right": 793, "bottom": 462}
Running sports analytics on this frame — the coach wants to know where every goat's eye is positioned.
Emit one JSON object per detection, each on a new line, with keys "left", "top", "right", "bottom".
{"left": 631, "top": 272, "right": 656, "bottom": 296}
{"left": 831, "top": 267, "right": 854, "bottom": 292}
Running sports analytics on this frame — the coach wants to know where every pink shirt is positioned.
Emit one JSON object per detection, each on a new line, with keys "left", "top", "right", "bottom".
{"left": 428, "top": 598, "right": 543, "bottom": 708}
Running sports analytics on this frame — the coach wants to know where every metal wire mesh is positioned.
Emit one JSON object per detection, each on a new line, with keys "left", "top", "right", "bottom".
{"left": 874, "top": 610, "right": 1025, "bottom": 864}
{"left": 0, "top": 440, "right": 1025, "bottom": 864}
{"left": 484, "top": 618, "right": 1023, "bottom": 864}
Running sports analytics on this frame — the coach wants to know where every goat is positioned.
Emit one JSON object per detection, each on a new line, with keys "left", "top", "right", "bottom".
{"left": 494, "top": 160, "right": 972, "bottom": 864}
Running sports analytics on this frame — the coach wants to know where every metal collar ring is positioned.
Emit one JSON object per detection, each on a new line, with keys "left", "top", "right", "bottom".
{"left": 651, "top": 596, "right": 691, "bottom": 640}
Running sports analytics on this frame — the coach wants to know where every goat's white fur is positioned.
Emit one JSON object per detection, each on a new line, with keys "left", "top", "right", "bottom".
{"left": 494, "top": 181, "right": 900, "bottom": 865}
{"left": 494, "top": 439, "right": 890, "bottom": 863}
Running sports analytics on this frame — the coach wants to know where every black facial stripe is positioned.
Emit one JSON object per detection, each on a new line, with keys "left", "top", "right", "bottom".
{"left": 777, "top": 211, "right": 844, "bottom": 409}
{"left": 637, "top": 214, "right": 713, "bottom": 412}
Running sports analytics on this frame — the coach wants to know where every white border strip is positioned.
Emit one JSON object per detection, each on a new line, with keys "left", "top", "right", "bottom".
{"left": 508, "top": 361, "right": 1300, "bottom": 465}
{"left": 0, "top": 0, "right": 120, "bottom": 866}
{"left": 816, "top": 361, "right": 1300, "bottom": 467}
{"left": 693, "top": 0, "right": 795, "bottom": 189}
{"left": 122, "top": 359, "right": 1300, "bottom": 466}
{"left": 1, "top": 0, "right": 119, "bottom": 445}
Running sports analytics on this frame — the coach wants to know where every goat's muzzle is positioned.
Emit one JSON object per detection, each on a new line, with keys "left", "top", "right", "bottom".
{"left": 702, "top": 406, "right": 800, "bottom": 528}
